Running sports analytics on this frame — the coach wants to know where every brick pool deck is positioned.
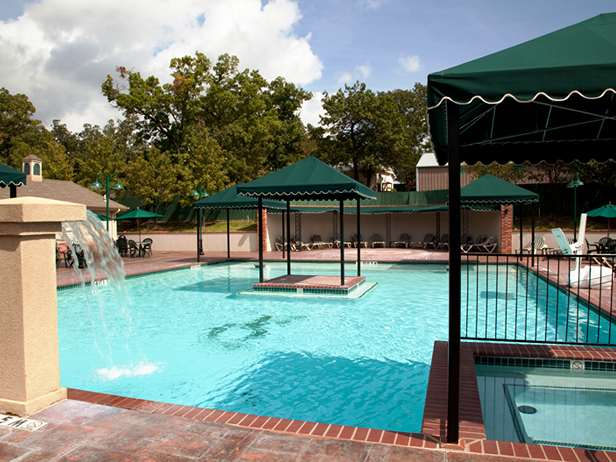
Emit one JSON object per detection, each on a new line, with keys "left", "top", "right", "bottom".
{"left": 4, "top": 249, "right": 613, "bottom": 460}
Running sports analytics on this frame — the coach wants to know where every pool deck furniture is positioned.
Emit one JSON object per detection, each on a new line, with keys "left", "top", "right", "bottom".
{"left": 437, "top": 234, "right": 450, "bottom": 250}
{"left": 393, "top": 233, "right": 411, "bottom": 248}
{"left": 370, "top": 234, "right": 386, "bottom": 248}
{"left": 351, "top": 234, "right": 368, "bottom": 248}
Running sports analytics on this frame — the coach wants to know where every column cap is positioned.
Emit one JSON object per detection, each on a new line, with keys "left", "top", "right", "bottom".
{"left": 0, "top": 197, "right": 86, "bottom": 223}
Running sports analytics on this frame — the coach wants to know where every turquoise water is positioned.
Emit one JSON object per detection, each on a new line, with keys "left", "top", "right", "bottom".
{"left": 477, "top": 365, "right": 616, "bottom": 450}
{"left": 57, "top": 262, "right": 450, "bottom": 432}
{"left": 461, "top": 264, "right": 616, "bottom": 344}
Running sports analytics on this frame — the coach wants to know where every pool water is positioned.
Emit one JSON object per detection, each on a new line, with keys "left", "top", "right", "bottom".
{"left": 57, "top": 262, "right": 450, "bottom": 432}
{"left": 477, "top": 364, "right": 616, "bottom": 450}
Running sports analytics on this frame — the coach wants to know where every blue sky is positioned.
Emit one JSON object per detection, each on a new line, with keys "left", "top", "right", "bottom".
{"left": 0, "top": 0, "right": 614, "bottom": 130}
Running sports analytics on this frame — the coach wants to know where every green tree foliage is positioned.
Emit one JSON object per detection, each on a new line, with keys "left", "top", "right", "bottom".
{"left": 102, "top": 52, "right": 312, "bottom": 195}
{"left": 314, "top": 82, "right": 430, "bottom": 189}
{"left": 0, "top": 88, "right": 73, "bottom": 180}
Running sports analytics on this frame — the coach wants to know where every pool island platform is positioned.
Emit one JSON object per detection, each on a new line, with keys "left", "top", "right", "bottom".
{"left": 253, "top": 274, "right": 366, "bottom": 295}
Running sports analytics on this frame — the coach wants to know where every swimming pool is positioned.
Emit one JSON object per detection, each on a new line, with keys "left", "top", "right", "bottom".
{"left": 57, "top": 262, "right": 450, "bottom": 433}
{"left": 476, "top": 362, "right": 616, "bottom": 450}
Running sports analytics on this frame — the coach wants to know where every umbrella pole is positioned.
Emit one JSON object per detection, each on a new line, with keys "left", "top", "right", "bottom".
{"left": 357, "top": 199, "right": 361, "bottom": 277}
{"left": 531, "top": 204, "right": 535, "bottom": 267}
{"left": 258, "top": 197, "right": 263, "bottom": 283}
{"left": 281, "top": 210, "right": 286, "bottom": 259}
{"left": 340, "top": 199, "right": 345, "bottom": 286}
{"left": 197, "top": 209, "right": 201, "bottom": 263}
{"left": 227, "top": 209, "right": 230, "bottom": 259}
{"left": 286, "top": 201, "right": 291, "bottom": 275}
{"left": 519, "top": 206, "right": 523, "bottom": 261}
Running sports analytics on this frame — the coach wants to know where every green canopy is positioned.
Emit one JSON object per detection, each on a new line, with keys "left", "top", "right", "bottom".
{"left": 193, "top": 184, "right": 286, "bottom": 210}
{"left": 92, "top": 211, "right": 113, "bottom": 222}
{"left": 586, "top": 203, "right": 616, "bottom": 218}
{"left": 117, "top": 209, "right": 164, "bottom": 220}
{"left": 269, "top": 205, "right": 449, "bottom": 215}
{"left": 237, "top": 157, "right": 377, "bottom": 201}
{"left": 0, "top": 163, "right": 26, "bottom": 187}
{"left": 427, "top": 13, "right": 616, "bottom": 166}
{"left": 456, "top": 175, "right": 539, "bottom": 205}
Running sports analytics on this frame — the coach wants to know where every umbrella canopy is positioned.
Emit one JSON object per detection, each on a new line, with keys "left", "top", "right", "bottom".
{"left": 116, "top": 208, "right": 164, "bottom": 241}
{"left": 427, "top": 13, "right": 616, "bottom": 166}
{"left": 194, "top": 184, "right": 286, "bottom": 210}
{"left": 237, "top": 157, "right": 377, "bottom": 201}
{"left": 456, "top": 174, "right": 539, "bottom": 205}
{"left": 586, "top": 203, "right": 616, "bottom": 236}
{"left": 586, "top": 203, "right": 616, "bottom": 218}
{"left": 92, "top": 211, "right": 113, "bottom": 221}
{"left": 0, "top": 163, "right": 26, "bottom": 196}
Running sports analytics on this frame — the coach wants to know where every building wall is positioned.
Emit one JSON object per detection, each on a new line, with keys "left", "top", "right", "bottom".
{"left": 121, "top": 232, "right": 257, "bottom": 252}
{"left": 416, "top": 166, "right": 474, "bottom": 192}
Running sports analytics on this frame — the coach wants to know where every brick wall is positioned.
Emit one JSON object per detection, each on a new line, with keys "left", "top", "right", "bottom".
{"left": 500, "top": 205, "right": 512, "bottom": 254}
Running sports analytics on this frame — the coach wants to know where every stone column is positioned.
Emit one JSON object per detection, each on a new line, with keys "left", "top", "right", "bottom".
{"left": 0, "top": 197, "right": 86, "bottom": 416}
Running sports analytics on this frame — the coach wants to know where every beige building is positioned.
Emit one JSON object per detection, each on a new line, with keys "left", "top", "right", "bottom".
{"left": 0, "top": 155, "right": 128, "bottom": 237}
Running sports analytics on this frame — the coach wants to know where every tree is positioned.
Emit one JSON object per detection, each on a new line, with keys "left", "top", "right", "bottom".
{"left": 386, "top": 84, "right": 431, "bottom": 191}
{"left": 317, "top": 81, "right": 404, "bottom": 187}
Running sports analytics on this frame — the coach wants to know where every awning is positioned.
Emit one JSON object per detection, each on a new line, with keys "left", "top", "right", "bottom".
{"left": 455, "top": 174, "right": 539, "bottom": 205}
{"left": 194, "top": 184, "right": 286, "bottom": 210}
{"left": 0, "top": 163, "right": 26, "bottom": 187}
{"left": 268, "top": 205, "right": 449, "bottom": 215}
{"left": 427, "top": 13, "right": 616, "bottom": 166}
{"left": 236, "top": 157, "right": 377, "bottom": 201}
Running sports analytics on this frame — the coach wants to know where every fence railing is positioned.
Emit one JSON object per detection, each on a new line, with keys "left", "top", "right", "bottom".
{"left": 460, "top": 253, "right": 616, "bottom": 346}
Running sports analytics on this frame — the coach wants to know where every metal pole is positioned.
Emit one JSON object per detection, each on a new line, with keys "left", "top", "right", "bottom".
{"left": 197, "top": 207, "right": 201, "bottom": 263}
{"left": 573, "top": 187, "right": 577, "bottom": 241}
{"left": 258, "top": 197, "right": 263, "bottom": 283}
{"left": 281, "top": 210, "right": 286, "bottom": 259}
{"left": 340, "top": 198, "right": 345, "bottom": 285}
{"left": 357, "top": 199, "right": 361, "bottom": 276}
{"left": 519, "top": 206, "right": 523, "bottom": 260}
{"left": 227, "top": 209, "right": 230, "bottom": 259}
{"left": 446, "top": 102, "right": 461, "bottom": 444}
{"left": 105, "top": 176, "right": 110, "bottom": 232}
{"left": 531, "top": 204, "right": 536, "bottom": 267}
{"left": 286, "top": 200, "right": 291, "bottom": 275}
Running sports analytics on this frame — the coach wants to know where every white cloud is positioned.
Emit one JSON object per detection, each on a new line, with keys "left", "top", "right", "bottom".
{"left": 398, "top": 54, "right": 423, "bottom": 73}
{"left": 0, "top": 0, "right": 323, "bottom": 131}
{"left": 336, "top": 72, "right": 353, "bottom": 85}
{"left": 361, "top": 0, "right": 388, "bottom": 9}
{"left": 299, "top": 91, "right": 324, "bottom": 127}
{"left": 356, "top": 62, "right": 372, "bottom": 79}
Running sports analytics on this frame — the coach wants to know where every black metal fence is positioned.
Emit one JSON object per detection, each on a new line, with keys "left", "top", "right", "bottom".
{"left": 461, "top": 253, "right": 616, "bottom": 346}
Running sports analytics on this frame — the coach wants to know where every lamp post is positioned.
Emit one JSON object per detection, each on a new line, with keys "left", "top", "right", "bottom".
{"left": 567, "top": 173, "right": 584, "bottom": 241}
{"left": 90, "top": 173, "right": 124, "bottom": 232}
{"left": 192, "top": 186, "right": 209, "bottom": 262}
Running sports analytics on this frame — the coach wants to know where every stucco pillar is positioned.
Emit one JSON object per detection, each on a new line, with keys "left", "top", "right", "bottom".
{"left": 500, "top": 205, "right": 513, "bottom": 254}
{"left": 0, "top": 197, "right": 86, "bottom": 416}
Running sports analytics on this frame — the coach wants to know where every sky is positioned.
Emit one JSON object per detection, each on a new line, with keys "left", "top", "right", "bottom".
{"left": 0, "top": 0, "right": 614, "bottom": 132}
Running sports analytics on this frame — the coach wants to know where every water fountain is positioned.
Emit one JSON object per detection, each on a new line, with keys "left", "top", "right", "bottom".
{"left": 0, "top": 197, "right": 85, "bottom": 416}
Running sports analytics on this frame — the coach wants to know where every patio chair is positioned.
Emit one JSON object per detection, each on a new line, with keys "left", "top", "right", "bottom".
{"left": 128, "top": 239, "right": 141, "bottom": 258}
{"left": 72, "top": 244, "right": 87, "bottom": 268}
{"left": 351, "top": 234, "right": 368, "bottom": 248}
{"left": 592, "top": 237, "right": 612, "bottom": 254}
{"left": 333, "top": 235, "right": 352, "bottom": 249}
{"left": 393, "top": 233, "right": 411, "bottom": 248}
{"left": 141, "top": 238, "right": 153, "bottom": 258}
{"left": 521, "top": 236, "right": 546, "bottom": 255}
{"left": 56, "top": 243, "right": 72, "bottom": 268}
{"left": 461, "top": 235, "right": 485, "bottom": 253}
{"left": 370, "top": 234, "right": 386, "bottom": 248}
{"left": 414, "top": 234, "right": 435, "bottom": 249}
{"left": 477, "top": 236, "right": 497, "bottom": 253}
{"left": 437, "top": 234, "right": 450, "bottom": 250}
{"left": 311, "top": 235, "right": 327, "bottom": 249}
{"left": 276, "top": 236, "right": 297, "bottom": 251}
{"left": 116, "top": 235, "right": 128, "bottom": 257}
{"left": 291, "top": 237, "right": 311, "bottom": 251}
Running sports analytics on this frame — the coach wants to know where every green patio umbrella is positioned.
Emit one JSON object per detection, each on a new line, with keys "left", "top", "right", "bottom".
{"left": 0, "top": 163, "right": 26, "bottom": 197}
{"left": 586, "top": 203, "right": 616, "bottom": 236}
{"left": 91, "top": 211, "right": 113, "bottom": 222}
{"left": 116, "top": 208, "right": 164, "bottom": 241}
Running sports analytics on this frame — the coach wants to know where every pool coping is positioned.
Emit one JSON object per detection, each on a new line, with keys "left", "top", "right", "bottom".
{"left": 423, "top": 341, "right": 616, "bottom": 460}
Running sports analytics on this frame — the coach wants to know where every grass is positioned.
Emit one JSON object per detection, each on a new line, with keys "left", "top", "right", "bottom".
{"left": 118, "top": 220, "right": 257, "bottom": 233}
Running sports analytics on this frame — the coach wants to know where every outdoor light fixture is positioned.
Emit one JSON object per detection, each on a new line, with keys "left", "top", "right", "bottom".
{"left": 567, "top": 173, "right": 584, "bottom": 240}
{"left": 192, "top": 186, "right": 209, "bottom": 261}
{"left": 90, "top": 173, "right": 124, "bottom": 232}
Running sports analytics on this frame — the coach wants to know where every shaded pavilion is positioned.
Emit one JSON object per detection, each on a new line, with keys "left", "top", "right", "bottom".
{"left": 457, "top": 174, "right": 539, "bottom": 254}
{"left": 193, "top": 184, "right": 286, "bottom": 261}
{"left": 0, "top": 163, "right": 26, "bottom": 198}
{"left": 427, "top": 13, "right": 616, "bottom": 443}
{"left": 237, "top": 156, "right": 377, "bottom": 285}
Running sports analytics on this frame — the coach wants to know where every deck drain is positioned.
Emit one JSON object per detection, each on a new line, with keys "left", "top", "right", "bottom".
{"left": 517, "top": 405, "right": 537, "bottom": 414}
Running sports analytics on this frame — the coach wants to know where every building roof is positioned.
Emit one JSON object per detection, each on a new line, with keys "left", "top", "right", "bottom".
{"left": 0, "top": 178, "right": 128, "bottom": 212}
{"left": 22, "top": 154, "right": 42, "bottom": 162}
{"left": 416, "top": 153, "right": 440, "bottom": 168}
